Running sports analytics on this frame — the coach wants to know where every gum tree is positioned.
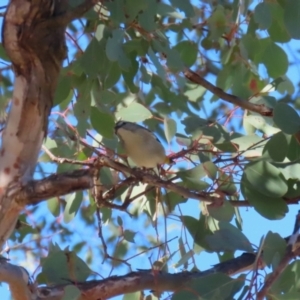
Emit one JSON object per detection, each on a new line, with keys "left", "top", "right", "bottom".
{"left": 0, "top": 0, "right": 300, "bottom": 299}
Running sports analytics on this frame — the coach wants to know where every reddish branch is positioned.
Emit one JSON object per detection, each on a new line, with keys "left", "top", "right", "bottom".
{"left": 184, "top": 69, "right": 274, "bottom": 116}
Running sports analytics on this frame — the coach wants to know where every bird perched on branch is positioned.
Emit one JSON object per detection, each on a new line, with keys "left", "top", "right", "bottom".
{"left": 114, "top": 121, "right": 171, "bottom": 169}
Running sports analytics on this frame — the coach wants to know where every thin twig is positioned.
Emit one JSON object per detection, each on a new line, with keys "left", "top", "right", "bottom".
{"left": 42, "top": 145, "right": 93, "bottom": 166}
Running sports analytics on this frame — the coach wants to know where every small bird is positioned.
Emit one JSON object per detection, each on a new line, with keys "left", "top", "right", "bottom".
{"left": 114, "top": 121, "right": 171, "bottom": 168}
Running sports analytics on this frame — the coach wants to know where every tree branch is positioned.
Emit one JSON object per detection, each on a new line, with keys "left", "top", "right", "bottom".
{"left": 16, "top": 169, "right": 94, "bottom": 206}
{"left": 0, "top": 258, "right": 32, "bottom": 300}
{"left": 15, "top": 155, "right": 300, "bottom": 209}
{"left": 32, "top": 252, "right": 257, "bottom": 300}
{"left": 16, "top": 155, "right": 223, "bottom": 207}
{"left": 184, "top": 68, "right": 273, "bottom": 116}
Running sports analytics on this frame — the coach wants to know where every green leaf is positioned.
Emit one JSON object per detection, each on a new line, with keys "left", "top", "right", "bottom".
{"left": 148, "top": 47, "right": 167, "bottom": 84}
{"left": 178, "top": 162, "right": 218, "bottom": 181}
{"left": 64, "top": 192, "right": 83, "bottom": 223}
{"left": 54, "top": 75, "right": 71, "bottom": 106}
{"left": 106, "top": 29, "right": 125, "bottom": 61}
{"left": 274, "top": 102, "right": 300, "bottom": 134}
{"left": 165, "top": 47, "right": 185, "bottom": 72}
{"left": 244, "top": 114, "right": 280, "bottom": 136}
{"left": 47, "top": 198, "right": 60, "bottom": 217}
{"left": 104, "top": 61, "right": 121, "bottom": 89}
{"left": 117, "top": 216, "right": 123, "bottom": 226}
{"left": 174, "top": 250, "right": 193, "bottom": 268}
{"left": 184, "top": 84, "right": 206, "bottom": 102}
{"left": 115, "top": 102, "right": 152, "bottom": 122}
{"left": 123, "top": 39, "right": 149, "bottom": 56}
{"left": 261, "top": 40, "right": 288, "bottom": 77}
{"left": 106, "top": 0, "right": 126, "bottom": 25}
{"left": 164, "top": 117, "right": 176, "bottom": 144}
{"left": 124, "top": 0, "right": 148, "bottom": 23}
{"left": 272, "top": 160, "right": 300, "bottom": 181}
{"left": 263, "top": 132, "right": 289, "bottom": 162}
{"left": 263, "top": 231, "right": 286, "bottom": 268}
{"left": 207, "top": 201, "right": 234, "bottom": 222}
{"left": 231, "top": 134, "right": 266, "bottom": 157}
{"left": 121, "top": 55, "right": 139, "bottom": 92}
{"left": 254, "top": 2, "right": 272, "bottom": 29}
{"left": 80, "top": 38, "right": 104, "bottom": 78}
{"left": 241, "top": 181, "right": 288, "bottom": 220}
{"left": 40, "top": 247, "right": 91, "bottom": 284}
{"left": 217, "top": 172, "right": 237, "bottom": 195}
{"left": 287, "top": 135, "right": 300, "bottom": 161}
{"left": 284, "top": 0, "right": 300, "bottom": 39}
{"left": 268, "top": 3, "right": 291, "bottom": 43}
{"left": 140, "top": 65, "right": 152, "bottom": 83}
{"left": 207, "top": 6, "right": 227, "bottom": 40}
{"left": 74, "top": 82, "right": 92, "bottom": 136}
{"left": 62, "top": 286, "right": 81, "bottom": 300}
{"left": 206, "top": 222, "right": 253, "bottom": 252}
{"left": 138, "top": 0, "right": 157, "bottom": 31}
{"left": 123, "top": 230, "right": 136, "bottom": 243}
{"left": 271, "top": 261, "right": 300, "bottom": 295}
{"left": 181, "top": 215, "right": 213, "bottom": 253}
{"left": 173, "top": 41, "right": 198, "bottom": 67}
{"left": 244, "top": 161, "right": 288, "bottom": 197}
{"left": 90, "top": 107, "right": 115, "bottom": 138}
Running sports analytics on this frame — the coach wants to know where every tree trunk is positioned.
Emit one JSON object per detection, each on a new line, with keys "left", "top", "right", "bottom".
{"left": 0, "top": 0, "right": 67, "bottom": 248}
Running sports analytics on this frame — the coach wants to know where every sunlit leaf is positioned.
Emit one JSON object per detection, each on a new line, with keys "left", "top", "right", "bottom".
{"left": 115, "top": 103, "right": 152, "bottom": 122}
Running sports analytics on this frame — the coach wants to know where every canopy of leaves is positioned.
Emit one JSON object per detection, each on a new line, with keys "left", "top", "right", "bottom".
{"left": 2, "top": 0, "right": 300, "bottom": 299}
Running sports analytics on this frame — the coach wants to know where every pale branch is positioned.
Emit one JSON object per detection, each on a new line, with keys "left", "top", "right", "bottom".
{"left": 183, "top": 68, "right": 274, "bottom": 116}
{"left": 0, "top": 258, "right": 32, "bottom": 300}
{"left": 31, "top": 252, "right": 257, "bottom": 299}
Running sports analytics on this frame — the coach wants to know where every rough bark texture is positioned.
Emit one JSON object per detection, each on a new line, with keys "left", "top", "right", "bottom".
{"left": 0, "top": 0, "right": 67, "bottom": 256}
